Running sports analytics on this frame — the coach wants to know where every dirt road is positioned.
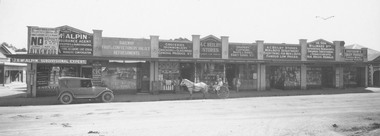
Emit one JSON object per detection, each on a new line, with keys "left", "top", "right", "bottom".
{"left": 1, "top": 92, "right": 380, "bottom": 136}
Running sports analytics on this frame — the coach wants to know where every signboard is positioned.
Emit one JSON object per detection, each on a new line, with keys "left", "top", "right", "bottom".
{"left": 264, "top": 45, "right": 301, "bottom": 60}
{"left": 158, "top": 41, "right": 193, "bottom": 57}
{"left": 28, "top": 27, "right": 60, "bottom": 55}
{"left": 229, "top": 43, "right": 257, "bottom": 59}
{"left": 59, "top": 28, "right": 93, "bottom": 55}
{"left": 344, "top": 49, "right": 365, "bottom": 61}
{"left": 307, "top": 40, "right": 335, "bottom": 60}
{"left": 200, "top": 37, "right": 222, "bottom": 58}
{"left": 92, "top": 63, "right": 102, "bottom": 86}
{"left": 11, "top": 58, "right": 87, "bottom": 64}
{"left": 102, "top": 38, "right": 151, "bottom": 57}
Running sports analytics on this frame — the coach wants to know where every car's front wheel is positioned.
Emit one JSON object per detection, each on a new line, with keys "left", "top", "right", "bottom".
{"left": 59, "top": 92, "right": 73, "bottom": 104}
{"left": 101, "top": 92, "right": 114, "bottom": 103}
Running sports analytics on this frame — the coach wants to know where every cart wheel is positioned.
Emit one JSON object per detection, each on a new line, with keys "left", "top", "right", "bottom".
{"left": 217, "top": 86, "right": 230, "bottom": 99}
{"left": 101, "top": 92, "right": 114, "bottom": 102}
{"left": 59, "top": 92, "right": 73, "bottom": 104}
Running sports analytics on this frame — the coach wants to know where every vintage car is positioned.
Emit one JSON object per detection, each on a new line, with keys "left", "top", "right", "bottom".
{"left": 57, "top": 77, "right": 114, "bottom": 104}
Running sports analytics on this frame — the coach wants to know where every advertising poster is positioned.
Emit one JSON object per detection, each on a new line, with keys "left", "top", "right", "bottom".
{"left": 59, "top": 28, "right": 93, "bottom": 55}
{"left": 229, "top": 43, "right": 257, "bottom": 59}
{"left": 28, "top": 27, "right": 60, "bottom": 55}
{"left": 264, "top": 45, "right": 301, "bottom": 60}
{"left": 102, "top": 38, "right": 151, "bottom": 58}
{"left": 307, "top": 40, "right": 335, "bottom": 60}
{"left": 158, "top": 41, "right": 193, "bottom": 57}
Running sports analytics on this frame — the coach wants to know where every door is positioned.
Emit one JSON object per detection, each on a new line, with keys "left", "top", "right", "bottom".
{"left": 81, "top": 67, "right": 92, "bottom": 78}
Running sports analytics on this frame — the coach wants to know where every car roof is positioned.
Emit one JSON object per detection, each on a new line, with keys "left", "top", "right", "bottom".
{"left": 58, "top": 77, "right": 92, "bottom": 80}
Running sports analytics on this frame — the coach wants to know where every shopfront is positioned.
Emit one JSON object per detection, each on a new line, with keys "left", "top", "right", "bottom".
{"left": 7, "top": 25, "right": 370, "bottom": 98}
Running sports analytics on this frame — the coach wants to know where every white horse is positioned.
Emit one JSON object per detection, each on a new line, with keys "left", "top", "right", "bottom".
{"left": 180, "top": 79, "right": 209, "bottom": 99}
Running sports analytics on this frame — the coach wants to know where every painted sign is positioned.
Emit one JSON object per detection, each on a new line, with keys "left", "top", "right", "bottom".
{"left": 158, "top": 41, "right": 193, "bottom": 57}
{"left": 102, "top": 38, "right": 151, "bottom": 57}
{"left": 11, "top": 58, "right": 87, "bottom": 64}
{"left": 344, "top": 49, "right": 365, "bottom": 61}
{"left": 28, "top": 27, "right": 60, "bottom": 55}
{"left": 307, "top": 40, "right": 335, "bottom": 60}
{"left": 59, "top": 27, "right": 93, "bottom": 55}
{"left": 264, "top": 45, "right": 301, "bottom": 60}
{"left": 229, "top": 44, "right": 257, "bottom": 59}
{"left": 200, "top": 37, "right": 222, "bottom": 58}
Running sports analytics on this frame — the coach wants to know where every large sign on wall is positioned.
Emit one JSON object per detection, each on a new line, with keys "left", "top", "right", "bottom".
{"left": 28, "top": 27, "right": 60, "bottom": 55}
{"left": 59, "top": 27, "right": 93, "bottom": 55}
{"left": 307, "top": 40, "right": 335, "bottom": 60}
{"left": 200, "top": 37, "right": 222, "bottom": 58}
{"left": 229, "top": 43, "right": 257, "bottom": 59}
{"left": 344, "top": 49, "right": 365, "bottom": 61}
{"left": 102, "top": 38, "right": 151, "bottom": 57}
{"left": 158, "top": 41, "right": 193, "bottom": 57}
{"left": 264, "top": 45, "right": 301, "bottom": 60}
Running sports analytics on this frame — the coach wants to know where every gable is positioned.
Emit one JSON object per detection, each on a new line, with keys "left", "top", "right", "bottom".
{"left": 308, "top": 39, "right": 334, "bottom": 45}
{"left": 56, "top": 25, "right": 92, "bottom": 35}
{"left": 200, "top": 35, "right": 221, "bottom": 42}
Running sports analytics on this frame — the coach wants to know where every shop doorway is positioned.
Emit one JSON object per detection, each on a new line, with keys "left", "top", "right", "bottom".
{"left": 374, "top": 71, "right": 380, "bottom": 87}
{"left": 81, "top": 67, "right": 92, "bottom": 78}
{"left": 321, "top": 67, "right": 334, "bottom": 88}
{"left": 180, "top": 63, "right": 195, "bottom": 81}
{"left": 226, "top": 64, "right": 237, "bottom": 90}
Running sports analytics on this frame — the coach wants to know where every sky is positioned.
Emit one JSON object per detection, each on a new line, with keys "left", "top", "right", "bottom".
{"left": 0, "top": 0, "right": 380, "bottom": 51}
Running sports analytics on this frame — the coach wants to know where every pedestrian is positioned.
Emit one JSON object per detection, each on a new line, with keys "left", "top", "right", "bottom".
{"left": 234, "top": 75, "right": 241, "bottom": 92}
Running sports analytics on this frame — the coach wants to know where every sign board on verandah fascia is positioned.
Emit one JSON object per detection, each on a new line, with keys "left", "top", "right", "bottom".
{"left": 11, "top": 58, "right": 87, "bottom": 64}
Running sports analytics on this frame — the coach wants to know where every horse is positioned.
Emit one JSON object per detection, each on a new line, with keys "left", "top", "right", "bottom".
{"left": 180, "top": 79, "right": 209, "bottom": 99}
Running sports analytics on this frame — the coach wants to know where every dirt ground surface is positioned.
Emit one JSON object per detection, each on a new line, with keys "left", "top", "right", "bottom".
{"left": 1, "top": 89, "right": 380, "bottom": 136}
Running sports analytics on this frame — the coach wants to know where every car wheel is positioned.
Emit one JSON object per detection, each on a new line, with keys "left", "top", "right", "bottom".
{"left": 59, "top": 92, "right": 73, "bottom": 104}
{"left": 101, "top": 92, "right": 114, "bottom": 103}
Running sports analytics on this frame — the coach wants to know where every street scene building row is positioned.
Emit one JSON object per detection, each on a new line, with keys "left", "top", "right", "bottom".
{"left": 8, "top": 25, "right": 369, "bottom": 97}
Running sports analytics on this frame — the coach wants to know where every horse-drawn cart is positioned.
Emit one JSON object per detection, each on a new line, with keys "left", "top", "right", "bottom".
{"left": 180, "top": 79, "right": 230, "bottom": 99}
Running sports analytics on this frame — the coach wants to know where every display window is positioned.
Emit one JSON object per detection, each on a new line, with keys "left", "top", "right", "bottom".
{"left": 158, "top": 62, "right": 180, "bottom": 91}
{"left": 267, "top": 66, "right": 301, "bottom": 90}
{"left": 197, "top": 63, "right": 224, "bottom": 85}
{"left": 101, "top": 63, "right": 137, "bottom": 91}
{"left": 36, "top": 64, "right": 79, "bottom": 96}
{"left": 344, "top": 67, "right": 357, "bottom": 87}
{"left": 306, "top": 67, "right": 322, "bottom": 86}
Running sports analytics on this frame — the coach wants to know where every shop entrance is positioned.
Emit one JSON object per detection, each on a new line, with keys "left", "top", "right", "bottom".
{"left": 321, "top": 67, "right": 334, "bottom": 88}
{"left": 374, "top": 71, "right": 380, "bottom": 87}
{"left": 180, "top": 63, "right": 195, "bottom": 81}
{"left": 226, "top": 64, "right": 237, "bottom": 90}
{"left": 81, "top": 67, "right": 92, "bottom": 78}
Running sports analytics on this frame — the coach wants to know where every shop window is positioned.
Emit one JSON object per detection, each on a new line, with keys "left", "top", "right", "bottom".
{"left": 198, "top": 63, "right": 224, "bottom": 85}
{"left": 158, "top": 62, "right": 180, "bottom": 91}
{"left": 306, "top": 67, "right": 322, "bottom": 88}
{"left": 268, "top": 66, "right": 301, "bottom": 90}
{"left": 101, "top": 63, "right": 137, "bottom": 90}
{"left": 344, "top": 67, "right": 357, "bottom": 87}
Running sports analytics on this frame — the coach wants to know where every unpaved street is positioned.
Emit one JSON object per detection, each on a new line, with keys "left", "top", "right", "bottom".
{"left": 1, "top": 92, "right": 380, "bottom": 136}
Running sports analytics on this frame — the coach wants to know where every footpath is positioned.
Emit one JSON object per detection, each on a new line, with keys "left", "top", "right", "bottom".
{"left": 0, "top": 84, "right": 378, "bottom": 106}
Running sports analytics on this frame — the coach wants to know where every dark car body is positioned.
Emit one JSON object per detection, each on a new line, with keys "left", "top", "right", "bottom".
{"left": 57, "top": 77, "right": 114, "bottom": 104}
